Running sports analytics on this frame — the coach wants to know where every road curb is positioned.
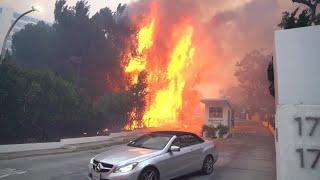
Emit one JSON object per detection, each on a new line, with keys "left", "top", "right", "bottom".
{"left": 0, "top": 136, "right": 137, "bottom": 160}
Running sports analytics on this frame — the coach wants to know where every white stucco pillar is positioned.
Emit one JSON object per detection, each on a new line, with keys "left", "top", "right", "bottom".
{"left": 274, "top": 25, "right": 320, "bottom": 180}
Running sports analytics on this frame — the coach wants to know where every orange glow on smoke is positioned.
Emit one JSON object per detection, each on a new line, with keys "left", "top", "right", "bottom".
{"left": 124, "top": 3, "right": 203, "bottom": 133}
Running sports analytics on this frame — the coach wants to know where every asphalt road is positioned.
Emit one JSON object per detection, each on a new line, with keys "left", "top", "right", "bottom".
{"left": 0, "top": 120, "right": 275, "bottom": 180}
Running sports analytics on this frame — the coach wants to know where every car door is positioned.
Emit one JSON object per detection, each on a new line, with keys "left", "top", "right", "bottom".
{"left": 156, "top": 137, "right": 189, "bottom": 179}
{"left": 179, "top": 135, "right": 203, "bottom": 172}
{"left": 186, "top": 136, "right": 205, "bottom": 171}
{"left": 157, "top": 135, "right": 204, "bottom": 179}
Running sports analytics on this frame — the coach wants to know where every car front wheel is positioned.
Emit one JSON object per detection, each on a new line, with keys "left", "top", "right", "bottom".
{"left": 138, "top": 167, "right": 159, "bottom": 180}
{"left": 202, "top": 155, "right": 214, "bottom": 175}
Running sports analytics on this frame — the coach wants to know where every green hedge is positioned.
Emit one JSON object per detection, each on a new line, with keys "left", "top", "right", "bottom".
{"left": 202, "top": 124, "right": 229, "bottom": 138}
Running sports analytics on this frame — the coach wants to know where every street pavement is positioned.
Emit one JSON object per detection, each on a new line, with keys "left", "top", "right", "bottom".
{"left": 0, "top": 120, "right": 275, "bottom": 180}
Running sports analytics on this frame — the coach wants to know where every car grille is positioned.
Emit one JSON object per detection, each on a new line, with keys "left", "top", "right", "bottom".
{"left": 92, "top": 159, "right": 114, "bottom": 172}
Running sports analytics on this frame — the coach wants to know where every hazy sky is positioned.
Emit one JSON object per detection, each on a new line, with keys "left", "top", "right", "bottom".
{"left": 0, "top": 0, "right": 295, "bottom": 23}
{"left": 0, "top": 0, "right": 135, "bottom": 22}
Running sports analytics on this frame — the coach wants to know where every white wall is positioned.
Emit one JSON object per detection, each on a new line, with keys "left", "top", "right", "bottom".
{"left": 275, "top": 25, "right": 320, "bottom": 105}
{"left": 274, "top": 25, "right": 320, "bottom": 180}
{"left": 60, "top": 131, "right": 138, "bottom": 145}
{"left": 60, "top": 136, "right": 111, "bottom": 145}
{"left": 0, "top": 142, "right": 62, "bottom": 153}
{"left": 276, "top": 105, "right": 320, "bottom": 180}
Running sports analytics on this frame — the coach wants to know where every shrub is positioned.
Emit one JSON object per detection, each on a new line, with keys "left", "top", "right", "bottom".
{"left": 217, "top": 124, "right": 229, "bottom": 138}
{"left": 0, "top": 62, "right": 94, "bottom": 143}
{"left": 202, "top": 125, "right": 217, "bottom": 138}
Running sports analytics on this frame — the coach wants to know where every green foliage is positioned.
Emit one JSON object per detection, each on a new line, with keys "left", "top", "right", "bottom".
{"left": 94, "top": 92, "right": 132, "bottom": 129}
{"left": 216, "top": 124, "right": 229, "bottom": 138}
{"left": 4, "top": 0, "right": 148, "bottom": 143}
{"left": 12, "top": 0, "right": 133, "bottom": 99}
{"left": 127, "top": 72, "right": 148, "bottom": 126}
{"left": 202, "top": 125, "right": 217, "bottom": 138}
{"left": 0, "top": 61, "right": 94, "bottom": 144}
{"left": 202, "top": 124, "right": 229, "bottom": 138}
{"left": 95, "top": 71, "right": 148, "bottom": 129}
{"left": 0, "top": 58, "right": 143, "bottom": 143}
{"left": 279, "top": 8, "right": 311, "bottom": 29}
{"left": 12, "top": 21, "right": 58, "bottom": 69}
{"left": 278, "top": 0, "right": 320, "bottom": 29}
{"left": 267, "top": 60, "right": 274, "bottom": 97}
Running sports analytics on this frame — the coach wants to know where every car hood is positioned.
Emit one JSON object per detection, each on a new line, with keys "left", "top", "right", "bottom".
{"left": 94, "top": 145, "right": 162, "bottom": 166}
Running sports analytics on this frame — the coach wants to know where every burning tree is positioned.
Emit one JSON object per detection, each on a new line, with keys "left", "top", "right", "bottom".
{"left": 126, "top": 71, "right": 148, "bottom": 129}
{"left": 123, "top": 2, "right": 200, "bottom": 130}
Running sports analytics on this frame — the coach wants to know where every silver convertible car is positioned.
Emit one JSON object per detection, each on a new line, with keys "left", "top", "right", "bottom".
{"left": 88, "top": 131, "right": 218, "bottom": 180}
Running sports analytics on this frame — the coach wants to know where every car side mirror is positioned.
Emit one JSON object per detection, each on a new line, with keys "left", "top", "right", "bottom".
{"left": 170, "top": 146, "right": 180, "bottom": 152}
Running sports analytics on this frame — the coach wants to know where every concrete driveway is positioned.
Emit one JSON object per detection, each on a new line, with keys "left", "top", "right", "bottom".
{"left": 175, "top": 120, "right": 276, "bottom": 180}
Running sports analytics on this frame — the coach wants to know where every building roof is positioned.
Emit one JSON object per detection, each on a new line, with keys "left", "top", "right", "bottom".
{"left": 200, "top": 98, "right": 232, "bottom": 108}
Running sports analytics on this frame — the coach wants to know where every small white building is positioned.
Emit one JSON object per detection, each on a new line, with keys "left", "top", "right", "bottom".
{"left": 201, "top": 98, "right": 233, "bottom": 130}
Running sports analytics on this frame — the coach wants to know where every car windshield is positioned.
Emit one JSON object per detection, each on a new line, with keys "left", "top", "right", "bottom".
{"left": 128, "top": 134, "right": 172, "bottom": 150}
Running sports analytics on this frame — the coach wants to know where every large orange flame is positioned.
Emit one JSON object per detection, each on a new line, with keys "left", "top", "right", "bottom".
{"left": 125, "top": 18, "right": 155, "bottom": 84}
{"left": 143, "top": 26, "right": 195, "bottom": 127}
{"left": 124, "top": 5, "right": 200, "bottom": 132}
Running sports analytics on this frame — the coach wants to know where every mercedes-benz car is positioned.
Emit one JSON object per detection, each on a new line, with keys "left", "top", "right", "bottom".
{"left": 88, "top": 131, "right": 218, "bottom": 180}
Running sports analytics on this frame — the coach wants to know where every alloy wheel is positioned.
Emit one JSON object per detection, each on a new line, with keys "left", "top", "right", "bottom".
{"left": 141, "top": 169, "right": 158, "bottom": 180}
{"left": 203, "top": 155, "right": 214, "bottom": 174}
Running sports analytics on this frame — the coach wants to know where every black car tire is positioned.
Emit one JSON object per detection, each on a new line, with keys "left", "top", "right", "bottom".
{"left": 138, "top": 167, "right": 159, "bottom": 180}
{"left": 201, "top": 155, "right": 214, "bottom": 175}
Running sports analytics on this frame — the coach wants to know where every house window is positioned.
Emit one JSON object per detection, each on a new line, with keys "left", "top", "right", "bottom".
{"left": 209, "top": 107, "right": 223, "bottom": 118}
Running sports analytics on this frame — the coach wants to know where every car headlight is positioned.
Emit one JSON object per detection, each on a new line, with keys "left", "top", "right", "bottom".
{"left": 113, "top": 162, "right": 138, "bottom": 173}
{"left": 89, "top": 158, "right": 94, "bottom": 164}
